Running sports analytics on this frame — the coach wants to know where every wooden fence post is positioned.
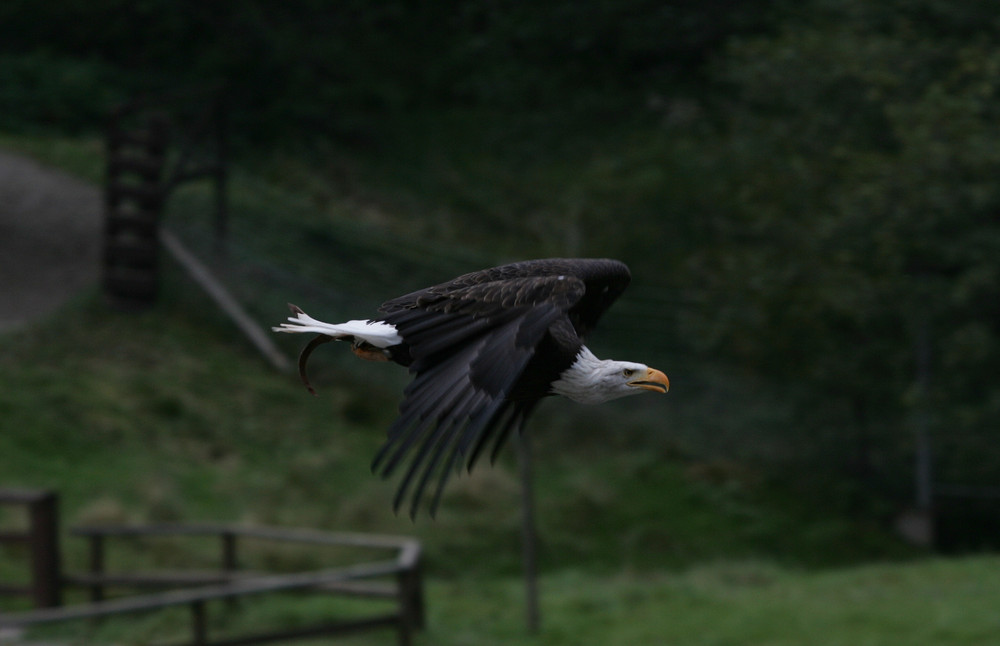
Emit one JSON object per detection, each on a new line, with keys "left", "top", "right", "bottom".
{"left": 28, "top": 492, "right": 62, "bottom": 608}
{"left": 88, "top": 534, "right": 105, "bottom": 603}
{"left": 396, "top": 560, "right": 425, "bottom": 634}
{"left": 191, "top": 600, "right": 207, "bottom": 646}
{"left": 518, "top": 433, "right": 540, "bottom": 634}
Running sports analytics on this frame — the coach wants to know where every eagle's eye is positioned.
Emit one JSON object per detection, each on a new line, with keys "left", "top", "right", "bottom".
{"left": 622, "top": 368, "right": 635, "bottom": 378}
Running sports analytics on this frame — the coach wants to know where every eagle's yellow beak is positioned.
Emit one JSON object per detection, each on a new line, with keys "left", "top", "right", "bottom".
{"left": 629, "top": 367, "right": 669, "bottom": 393}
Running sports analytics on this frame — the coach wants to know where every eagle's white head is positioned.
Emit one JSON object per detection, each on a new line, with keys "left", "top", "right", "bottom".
{"left": 550, "top": 347, "right": 669, "bottom": 404}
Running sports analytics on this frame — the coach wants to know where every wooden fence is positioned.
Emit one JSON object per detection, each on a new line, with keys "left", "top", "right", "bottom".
{"left": 0, "top": 495, "right": 423, "bottom": 646}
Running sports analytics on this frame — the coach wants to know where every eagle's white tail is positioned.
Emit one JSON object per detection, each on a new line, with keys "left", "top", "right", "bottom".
{"left": 272, "top": 305, "right": 402, "bottom": 348}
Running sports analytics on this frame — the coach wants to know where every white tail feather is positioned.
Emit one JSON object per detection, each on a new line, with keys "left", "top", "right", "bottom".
{"left": 272, "top": 306, "right": 402, "bottom": 348}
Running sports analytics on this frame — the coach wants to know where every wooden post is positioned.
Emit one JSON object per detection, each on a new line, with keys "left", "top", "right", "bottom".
{"left": 911, "top": 315, "right": 935, "bottom": 546}
{"left": 396, "top": 559, "right": 425, "bottom": 634}
{"left": 221, "top": 530, "right": 238, "bottom": 610}
{"left": 191, "top": 601, "right": 207, "bottom": 646}
{"left": 410, "top": 560, "right": 425, "bottom": 630}
{"left": 396, "top": 614, "right": 412, "bottom": 646}
{"left": 914, "top": 317, "right": 933, "bottom": 510}
{"left": 28, "top": 492, "right": 61, "bottom": 608}
{"left": 221, "top": 531, "right": 237, "bottom": 573}
{"left": 518, "top": 433, "right": 540, "bottom": 634}
{"left": 88, "top": 534, "right": 105, "bottom": 603}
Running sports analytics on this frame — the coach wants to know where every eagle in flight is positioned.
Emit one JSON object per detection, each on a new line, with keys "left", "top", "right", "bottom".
{"left": 274, "top": 258, "right": 669, "bottom": 517}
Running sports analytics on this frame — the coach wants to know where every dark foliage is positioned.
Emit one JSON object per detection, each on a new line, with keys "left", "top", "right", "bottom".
{"left": 0, "top": 0, "right": 779, "bottom": 141}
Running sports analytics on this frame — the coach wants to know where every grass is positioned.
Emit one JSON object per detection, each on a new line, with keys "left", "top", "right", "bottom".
{"left": 0, "top": 132, "right": 105, "bottom": 183}
{"left": 22, "top": 557, "right": 1000, "bottom": 645}
{"left": 428, "top": 558, "right": 1000, "bottom": 646}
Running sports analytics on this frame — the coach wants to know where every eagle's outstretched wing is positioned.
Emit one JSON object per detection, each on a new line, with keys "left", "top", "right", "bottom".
{"left": 373, "top": 258, "right": 631, "bottom": 517}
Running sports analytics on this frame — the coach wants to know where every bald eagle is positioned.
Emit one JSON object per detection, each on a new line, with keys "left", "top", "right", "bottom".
{"left": 274, "top": 258, "right": 669, "bottom": 517}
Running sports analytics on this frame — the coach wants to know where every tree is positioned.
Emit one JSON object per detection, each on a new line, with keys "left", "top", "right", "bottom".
{"left": 680, "top": 0, "right": 1000, "bottom": 502}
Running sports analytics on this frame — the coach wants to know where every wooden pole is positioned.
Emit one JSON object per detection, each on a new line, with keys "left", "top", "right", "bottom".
{"left": 88, "top": 534, "right": 105, "bottom": 603}
{"left": 517, "top": 432, "right": 540, "bottom": 634}
{"left": 190, "top": 601, "right": 207, "bottom": 646}
{"left": 28, "top": 492, "right": 61, "bottom": 608}
{"left": 914, "top": 317, "right": 934, "bottom": 513}
{"left": 160, "top": 228, "right": 291, "bottom": 373}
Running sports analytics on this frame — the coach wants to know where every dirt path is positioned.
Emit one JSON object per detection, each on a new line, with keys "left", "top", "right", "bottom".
{"left": 0, "top": 150, "right": 102, "bottom": 332}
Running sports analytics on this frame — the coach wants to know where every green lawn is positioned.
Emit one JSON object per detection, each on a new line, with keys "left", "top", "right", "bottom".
{"left": 23, "top": 557, "right": 1000, "bottom": 645}
{"left": 428, "top": 558, "right": 1000, "bottom": 646}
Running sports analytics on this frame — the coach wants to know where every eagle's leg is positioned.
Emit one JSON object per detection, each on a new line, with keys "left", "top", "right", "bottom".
{"left": 351, "top": 339, "right": 391, "bottom": 362}
{"left": 298, "top": 335, "right": 392, "bottom": 395}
